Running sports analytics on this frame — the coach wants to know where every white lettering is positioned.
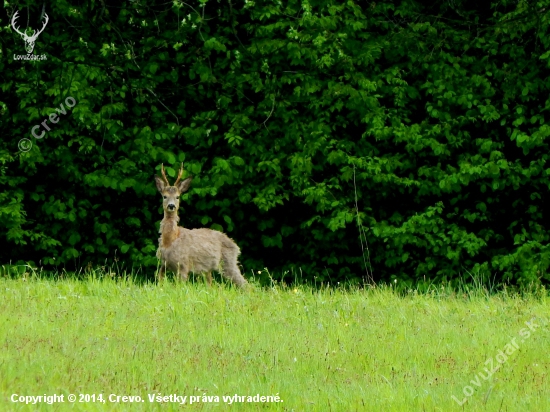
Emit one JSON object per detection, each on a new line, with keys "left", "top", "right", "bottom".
{"left": 525, "top": 319, "right": 540, "bottom": 331}
{"left": 452, "top": 395, "right": 468, "bottom": 405}
{"left": 470, "top": 375, "right": 482, "bottom": 387}
{"left": 49, "top": 113, "right": 59, "bottom": 123}
{"left": 463, "top": 385, "right": 474, "bottom": 397}
{"left": 65, "top": 96, "right": 77, "bottom": 108}
{"left": 55, "top": 103, "right": 67, "bottom": 115}
{"left": 31, "top": 124, "right": 46, "bottom": 139}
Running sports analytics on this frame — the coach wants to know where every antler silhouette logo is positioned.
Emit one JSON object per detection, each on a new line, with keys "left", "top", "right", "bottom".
{"left": 11, "top": 11, "right": 49, "bottom": 54}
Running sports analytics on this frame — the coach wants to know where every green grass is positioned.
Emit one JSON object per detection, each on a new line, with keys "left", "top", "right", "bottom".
{"left": 0, "top": 272, "right": 548, "bottom": 411}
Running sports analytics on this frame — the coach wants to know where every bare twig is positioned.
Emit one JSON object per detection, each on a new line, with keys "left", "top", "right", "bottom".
{"left": 228, "top": 0, "right": 246, "bottom": 49}
{"left": 179, "top": 1, "right": 202, "bottom": 19}
{"left": 146, "top": 87, "right": 179, "bottom": 126}
{"left": 353, "top": 164, "right": 375, "bottom": 286}
{"left": 262, "top": 96, "right": 276, "bottom": 131}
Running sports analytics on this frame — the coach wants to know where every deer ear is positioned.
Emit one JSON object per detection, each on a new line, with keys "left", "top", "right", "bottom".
{"left": 154, "top": 175, "right": 166, "bottom": 193}
{"left": 177, "top": 177, "right": 193, "bottom": 194}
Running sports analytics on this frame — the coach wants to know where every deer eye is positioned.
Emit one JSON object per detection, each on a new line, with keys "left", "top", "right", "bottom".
{"left": 163, "top": 196, "right": 167, "bottom": 199}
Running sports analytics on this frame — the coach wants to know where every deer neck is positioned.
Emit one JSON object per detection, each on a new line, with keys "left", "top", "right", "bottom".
{"left": 160, "top": 213, "right": 180, "bottom": 248}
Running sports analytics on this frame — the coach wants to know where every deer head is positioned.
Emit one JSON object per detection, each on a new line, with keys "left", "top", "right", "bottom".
{"left": 11, "top": 10, "right": 49, "bottom": 54}
{"left": 154, "top": 164, "right": 193, "bottom": 215}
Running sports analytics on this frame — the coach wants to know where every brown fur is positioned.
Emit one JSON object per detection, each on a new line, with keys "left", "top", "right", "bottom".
{"left": 154, "top": 164, "right": 247, "bottom": 288}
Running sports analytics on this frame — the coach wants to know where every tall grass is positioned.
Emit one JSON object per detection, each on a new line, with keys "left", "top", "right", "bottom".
{"left": 0, "top": 268, "right": 548, "bottom": 411}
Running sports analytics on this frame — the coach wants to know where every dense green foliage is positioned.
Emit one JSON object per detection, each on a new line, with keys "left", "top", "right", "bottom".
{"left": 2, "top": 0, "right": 550, "bottom": 284}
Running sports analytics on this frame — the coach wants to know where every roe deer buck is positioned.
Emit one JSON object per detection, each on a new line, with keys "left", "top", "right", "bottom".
{"left": 154, "top": 164, "right": 248, "bottom": 288}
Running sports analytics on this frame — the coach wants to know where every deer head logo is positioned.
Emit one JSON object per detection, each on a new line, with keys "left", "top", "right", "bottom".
{"left": 11, "top": 11, "right": 49, "bottom": 54}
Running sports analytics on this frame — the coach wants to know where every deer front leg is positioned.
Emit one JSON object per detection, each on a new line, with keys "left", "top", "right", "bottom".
{"left": 157, "top": 264, "right": 166, "bottom": 282}
{"left": 176, "top": 262, "right": 189, "bottom": 282}
{"left": 204, "top": 271, "right": 212, "bottom": 287}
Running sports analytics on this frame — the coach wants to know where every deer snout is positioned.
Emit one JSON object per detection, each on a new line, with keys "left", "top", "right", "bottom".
{"left": 167, "top": 203, "right": 176, "bottom": 211}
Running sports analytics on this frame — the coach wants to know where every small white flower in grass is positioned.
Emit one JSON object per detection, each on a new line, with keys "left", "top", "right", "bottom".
{"left": 293, "top": 357, "right": 297, "bottom": 362}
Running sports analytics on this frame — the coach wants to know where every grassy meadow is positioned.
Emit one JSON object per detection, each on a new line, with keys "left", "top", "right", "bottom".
{"left": 0, "top": 270, "right": 548, "bottom": 411}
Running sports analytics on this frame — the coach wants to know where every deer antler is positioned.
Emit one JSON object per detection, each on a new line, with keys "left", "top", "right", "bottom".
{"left": 11, "top": 11, "right": 26, "bottom": 37}
{"left": 11, "top": 11, "right": 49, "bottom": 40}
{"left": 160, "top": 164, "right": 170, "bottom": 186}
{"left": 173, "top": 163, "right": 184, "bottom": 187}
{"left": 32, "top": 13, "right": 49, "bottom": 40}
{"left": 160, "top": 163, "right": 184, "bottom": 186}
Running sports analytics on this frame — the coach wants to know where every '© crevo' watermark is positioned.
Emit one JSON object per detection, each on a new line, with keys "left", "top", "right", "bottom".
{"left": 18, "top": 96, "right": 77, "bottom": 152}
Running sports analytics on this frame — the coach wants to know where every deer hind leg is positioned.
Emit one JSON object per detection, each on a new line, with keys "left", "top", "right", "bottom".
{"left": 204, "top": 271, "right": 212, "bottom": 286}
{"left": 156, "top": 263, "right": 166, "bottom": 282}
{"left": 217, "top": 237, "right": 247, "bottom": 288}
{"left": 220, "top": 252, "right": 247, "bottom": 288}
{"left": 224, "top": 263, "right": 247, "bottom": 288}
